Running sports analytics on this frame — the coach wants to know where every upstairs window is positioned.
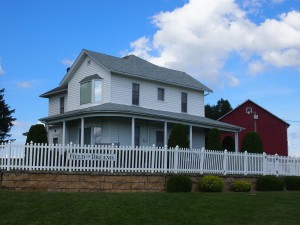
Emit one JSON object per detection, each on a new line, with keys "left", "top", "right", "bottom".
{"left": 132, "top": 83, "right": 140, "bottom": 106}
{"left": 60, "top": 97, "right": 65, "bottom": 114}
{"left": 181, "top": 92, "right": 187, "bottom": 113}
{"left": 158, "top": 88, "right": 165, "bottom": 101}
{"left": 80, "top": 75, "right": 102, "bottom": 105}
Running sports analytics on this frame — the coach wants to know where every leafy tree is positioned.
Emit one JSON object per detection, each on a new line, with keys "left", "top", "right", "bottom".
{"left": 241, "top": 132, "right": 263, "bottom": 154}
{"left": 206, "top": 128, "right": 222, "bottom": 150}
{"left": 26, "top": 124, "right": 48, "bottom": 144}
{"left": 222, "top": 135, "right": 235, "bottom": 152}
{"left": 205, "top": 98, "right": 232, "bottom": 120}
{"left": 168, "top": 124, "right": 189, "bottom": 148}
{"left": 0, "top": 88, "right": 16, "bottom": 143}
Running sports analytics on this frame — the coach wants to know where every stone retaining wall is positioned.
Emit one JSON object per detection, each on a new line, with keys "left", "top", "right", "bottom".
{"left": 0, "top": 171, "right": 258, "bottom": 192}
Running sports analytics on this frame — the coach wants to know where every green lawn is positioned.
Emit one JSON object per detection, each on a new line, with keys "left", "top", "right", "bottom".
{"left": 0, "top": 190, "right": 300, "bottom": 225}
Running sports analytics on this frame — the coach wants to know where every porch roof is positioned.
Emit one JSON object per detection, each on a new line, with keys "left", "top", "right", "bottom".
{"left": 40, "top": 103, "right": 243, "bottom": 132}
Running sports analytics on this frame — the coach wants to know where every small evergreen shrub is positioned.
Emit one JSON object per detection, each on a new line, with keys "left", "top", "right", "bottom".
{"left": 230, "top": 180, "right": 251, "bottom": 192}
{"left": 167, "top": 175, "right": 192, "bottom": 192}
{"left": 257, "top": 175, "right": 284, "bottom": 191}
{"left": 283, "top": 176, "right": 300, "bottom": 191}
{"left": 200, "top": 175, "right": 224, "bottom": 192}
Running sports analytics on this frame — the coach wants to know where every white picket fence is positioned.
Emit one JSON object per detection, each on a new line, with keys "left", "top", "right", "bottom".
{"left": 1, "top": 142, "right": 300, "bottom": 176}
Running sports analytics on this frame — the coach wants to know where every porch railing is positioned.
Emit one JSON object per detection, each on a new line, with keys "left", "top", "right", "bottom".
{"left": 1, "top": 142, "right": 299, "bottom": 176}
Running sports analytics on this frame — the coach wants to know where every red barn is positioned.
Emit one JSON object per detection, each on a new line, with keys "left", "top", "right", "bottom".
{"left": 218, "top": 100, "right": 289, "bottom": 156}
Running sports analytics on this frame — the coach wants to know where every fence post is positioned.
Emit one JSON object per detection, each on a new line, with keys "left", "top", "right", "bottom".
{"left": 243, "top": 151, "right": 248, "bottom": 175}
{"left": 29, "top": 141, "right": 33, "bottom": 171}
{"left": 200, "top": 147, "right": 205, "bottom": 174}
{"left": 174, "top": 145, "right": 179, "bottom": 174}
{"left": 164, "top": 145, "right": 168, "bottom": 174}
{"left": 151, "top": 144, "right": 155, "bottom": 173}
{"left": 275, "top": 154, "right": 279, "bottom": 176}
{"left": 7, "top": 141, "right": 11, "bottom": 171}
{"left": 68, "top": 142, "right": 73, "bottom": 172}
{"left": 262, "top": 152, "right": 267, "bottom": 175}
{"left": 223, "top": 150, "right": 228, "bottom": 175}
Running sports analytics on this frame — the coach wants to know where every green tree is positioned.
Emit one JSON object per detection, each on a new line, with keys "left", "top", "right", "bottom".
{"left": 205, "top": 98, "right": 232, "bottom": 120}
{"left": 222, "top": 135, "right": 235, "bottom": 152}
{"left": 26, "top": 124, "right": 48, "bottom": 144}
{"left": 0, "top": 88, "right": 16, "bottom": 143}
{"left": 241, "top": 132, "right": 263, "bottom": 154}
{"left": 206, "top": 128, "right": 222, "bottom": 150}
{"left": 168, "top": 124, "right": 189, "bottom": 148}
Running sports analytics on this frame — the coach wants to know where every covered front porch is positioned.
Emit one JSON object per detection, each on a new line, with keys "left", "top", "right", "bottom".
{"left": 41, "top": 103, "right": 242, "bottom": 151}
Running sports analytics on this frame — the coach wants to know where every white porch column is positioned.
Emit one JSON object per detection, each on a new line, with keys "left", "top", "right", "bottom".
{"left": 189, "top": 125, "right": 193, "bottom": 149}
{"left": 62, "top": 121, "right": 66, "bottom": 146}
{"left": 164, "top": 121, "right": 168, "bottom": 147}
{"left": 131, "top": 117, "right": 135, "bottom": 147}
{"left": 235, "top": 132, "right": 239, "bottom": 152}
{"left": 81, "top": 118, "right": 84, "bottom": 146}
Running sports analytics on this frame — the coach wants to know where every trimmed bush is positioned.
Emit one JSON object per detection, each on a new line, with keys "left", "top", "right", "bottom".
{"left": 167, "top": 124, "right": 189, "bottom": 148}
{"left": 230, "top": 180, "right": 251, "bottom": 192}
{"left": 241, "top": 132, "right": 263, "bottom": 154}
{"left": 283, "top": 176, "right": 300, "bottom": 191}
{"left": 167, "top": 175, "right": 192, "bottom": 192}
{"left": 206, "top": 128, "right": 222, "bottom": 150}
{"left": 200, "top": 175, "right": 224, "bottom": 192}
{"left": 257, "top": 175, "right": 284, "bottom": 191}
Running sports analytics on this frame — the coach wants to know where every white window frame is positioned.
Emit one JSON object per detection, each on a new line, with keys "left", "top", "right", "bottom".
{"left": 80, "top": 79, "right": 102, "bottom": 105}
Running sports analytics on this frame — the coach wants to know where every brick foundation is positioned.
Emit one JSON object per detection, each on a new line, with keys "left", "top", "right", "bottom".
{"left": 0, "top": 171, "right": 258, "bottom": 192}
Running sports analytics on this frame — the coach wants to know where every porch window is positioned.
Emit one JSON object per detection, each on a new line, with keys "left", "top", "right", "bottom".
{"left": 134, "top": 125, "right": 140, "bottom": 147}
{"left": 79, "top": 127, "right": 91, "bottom": 145}
{"left": 156, "top": 131, "right": 164, "bottom": 147}
{"left": 80, "top": 79, "right": 102, "bottom": 105}
{"left": 181, "top": 92, "right": 187, "bottom": 113}
{"left": 158, "top": 88, "right": 164, "bottom": 101}
{"left": 132, "top": 83, "right": 140, "bottom": 106}
{"left": 94, "top": 127, "right": 102, "bottom": 145}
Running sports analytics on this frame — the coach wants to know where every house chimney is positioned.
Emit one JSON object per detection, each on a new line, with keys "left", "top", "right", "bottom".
{"left": 67, "top": 67, "right": 70, "bottom": 72}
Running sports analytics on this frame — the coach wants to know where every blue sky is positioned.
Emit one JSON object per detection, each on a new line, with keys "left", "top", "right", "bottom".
{"left": 1, "top": 0, "right": 300, "bottom": 156}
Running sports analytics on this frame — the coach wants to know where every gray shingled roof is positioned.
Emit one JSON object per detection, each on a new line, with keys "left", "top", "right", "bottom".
{"left": 40, "top": 103, "right": 242, "bottom": 132}
{"left": 40, "top": 86, "right": 67, "bottom": 98}
{"left": 85, "top": 50, "right": 212, "bottom": 92}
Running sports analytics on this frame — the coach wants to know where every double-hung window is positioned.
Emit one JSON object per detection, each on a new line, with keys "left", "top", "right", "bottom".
{"left": 158, "top": 88, "right": 165, "bottom": 101}
{"left": 132, "top": 83, "right": 140, "bottom": 106}
{"left": 80, "top": 75, "right": 102, "bottom": 105}
{"left": 60, "top": 97, "right": 65, "bottom": 114}
{"left": 181, "top": 92, "right": 187, "bottom": 113}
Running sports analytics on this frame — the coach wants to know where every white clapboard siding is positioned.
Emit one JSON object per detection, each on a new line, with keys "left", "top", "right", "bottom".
{"left": 111, "top": 73, "right": 205, "bottom": 116}
{"left": 48, "top": 94, "right": 67, "bottom": 116}
{"left": 67, "top": 56, "right": 111, "bottom": 112}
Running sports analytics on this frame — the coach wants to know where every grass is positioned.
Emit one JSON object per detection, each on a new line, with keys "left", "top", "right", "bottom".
{"left": 0, "top": 190, "right": 300, "bottom": 225}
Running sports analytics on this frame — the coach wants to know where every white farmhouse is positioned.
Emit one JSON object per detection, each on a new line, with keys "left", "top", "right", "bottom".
{"left": 40, "top": 49, "right": 241, "bottom": 149}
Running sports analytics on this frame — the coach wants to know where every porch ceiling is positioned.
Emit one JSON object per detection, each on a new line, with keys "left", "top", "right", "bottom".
{"left": 40, "top": 103, "right": 243, "bottom": 132}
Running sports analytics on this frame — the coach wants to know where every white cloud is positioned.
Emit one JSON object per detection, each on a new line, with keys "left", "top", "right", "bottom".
{"left": 61, "top": 59, "right": 74, "bottom": 67}
{"left": 128, "top": 0, "right": 300, "bottom": 86}
{"left": 248, "top": 61, "right": 265, "bottom": 75}
{"left": 0, "top": 64, "right": 4, "bottom": 76}
{"left": 226, "top": 74, "right": 240, "bottom": 87}
{"left": 16, "top": 81, "right": 33, "bottom": 88}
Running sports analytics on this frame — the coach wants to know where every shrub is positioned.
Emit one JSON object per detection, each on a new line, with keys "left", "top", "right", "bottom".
{"left": 167, "top": 124, "right": 189, "bottom": 148}
{"left": 206, "top": 128, "right": 222, "bottom": 150}
{"left": 230, "top": 180, "right": 251, "bottom": 192}
{"left": 200, "top": 175, "right": 224, "bottom": 192}
{"left": 241, "top": 132, "right": 263, "bottom": 154}
{"left": 222, "top": 135, "right": 235, "bottom": 152}
{"left": 167, "top": 175, "right": 192, "bottom": 192}
{"left": 283, "top": 176, "right": 300, "bottom": 191}
{"left": 257, "top": 175, "right": 284, "bottom": 191}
